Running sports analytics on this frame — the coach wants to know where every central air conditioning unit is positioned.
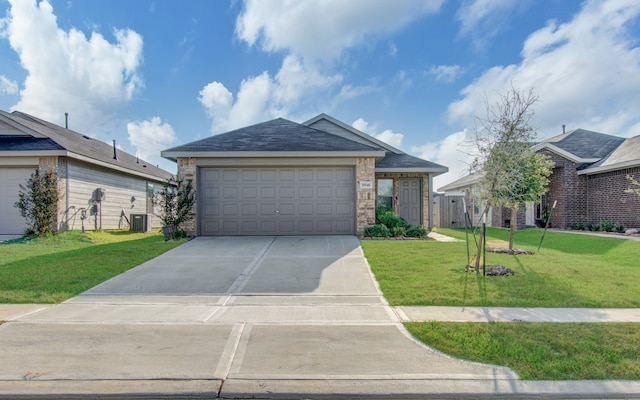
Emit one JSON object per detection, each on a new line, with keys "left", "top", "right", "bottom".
{"left": 130, "top": 214, "right": 149, "bottom": 232}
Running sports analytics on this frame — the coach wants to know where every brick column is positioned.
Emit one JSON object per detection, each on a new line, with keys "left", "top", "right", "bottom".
{"left": 177, "top": 157, "right": 197, "bottom": 236}
{"left": 356, "top": 157, "right": 376, "bottom": 234}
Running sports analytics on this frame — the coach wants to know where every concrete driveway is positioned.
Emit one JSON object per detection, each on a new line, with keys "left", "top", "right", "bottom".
{"left": 1, "top": 236, "right": 518, "bottom": 398}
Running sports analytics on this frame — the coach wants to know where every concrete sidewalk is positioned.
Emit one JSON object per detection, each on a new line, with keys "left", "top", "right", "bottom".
{"left": 1, "top": 236, "right": 639, "bottom": 399}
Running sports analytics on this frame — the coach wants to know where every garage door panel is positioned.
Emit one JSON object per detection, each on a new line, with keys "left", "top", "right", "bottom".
{"left": 298, "top": 186, "right": 313, "bottom": 198}
{"left": 261, "top": 187, "right": 276, "bottom": 198}
{"left": 317, "top": 186, "right": 333, "bottom": 198}
{"left": 241, "top": 204, "right": 257, "bottom": 216}
{"left": 199, "top": 167, "right": 355, "bottom": 236}
{"left": 279, "top": 186, "right": 295, "bottom": 198}
{"left": 260, "top": 204, "right": 276, "bottom": 215}
{"left": 0, "top": 167, "right": 36, "bottom": 235}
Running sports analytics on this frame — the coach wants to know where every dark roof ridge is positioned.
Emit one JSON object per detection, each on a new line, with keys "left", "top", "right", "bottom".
{"left": 5, "top": 110, "right": 172, "bottom": 181}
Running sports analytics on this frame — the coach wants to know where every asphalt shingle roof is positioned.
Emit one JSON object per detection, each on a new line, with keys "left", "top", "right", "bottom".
{"left": 164, "top": 118, "right": 382, "bottom": 153}
{"left": 586, "top": 135, "right": 640, "bottom": 170}
{"left": 375, "top": 152, "right": 447, "bottom": 170}
{"left": 0, "top": 136, "right": 64, "bottom": 151}
{"left": 545, "top": 129, "right": 625, "bottom": 159}
{"left": 1, "top": 110, "right": 173, "bottom": 181}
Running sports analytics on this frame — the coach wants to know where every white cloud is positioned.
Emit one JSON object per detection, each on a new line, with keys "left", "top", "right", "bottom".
{"left": 456, "top": 0, "right": 524, "bottom": 49}
{"left": 236, "top": 0, "right": 443, "bottom": 62}
{"left": 411, "top": 129, "right": 474, "bottom": 191}
{"left": 352, "top": 117, "right": 404, "bottom": 149}
{"left": 199, "top": 55, "right": 342, "bottom": 133}
{"left": 200, "top": 0, "right": 444, "bottom": 133}
{"left": 2, "top": 0, "right": 143, "bottom": 137}
{"left": 127, "top": 117, "right": 177, "bottom": 169}
{"left": 428, "top": 64, "right": 462, "bottom": 83}
{"left": 448, "top": 0, "right": 640, "bottom": 139}
{"left": 0, "top": 75, "right": 19, "bottom": 95}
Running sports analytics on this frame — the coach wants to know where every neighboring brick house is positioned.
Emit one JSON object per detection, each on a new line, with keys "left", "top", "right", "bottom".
{"left": 439, "top": 128, "right": 640, "bottom": 230}
{"left": 161, "top": 114, "right": 447, "bottom": 236}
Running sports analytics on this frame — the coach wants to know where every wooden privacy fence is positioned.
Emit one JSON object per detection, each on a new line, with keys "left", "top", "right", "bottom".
{"left": 436, "top": 195, "right": 466, "bottom": 229}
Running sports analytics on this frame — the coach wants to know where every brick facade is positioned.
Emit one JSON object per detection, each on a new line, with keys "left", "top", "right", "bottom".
{"left": 587, "top": 167, "right": 640, "bottom": 228}
{"left": 538, "top": 150, "right": 640, "bottom": 229}
{"left": 177, "top": 157, "right": 197, "bottom": 236}
{"left": 538, "top": 149, "right": 588, "bottom": 229}
{"left": 356, "top": 157, "right": 376, "bottom": 233}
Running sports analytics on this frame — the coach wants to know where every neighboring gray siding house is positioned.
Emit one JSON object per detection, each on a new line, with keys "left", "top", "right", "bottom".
{"left": 161, "top": 114, "right": 447, "bottom": 236}
{"left": 0, "top": 110, "right": 173, "bottom": 235}
{"left": 439, "top": 128, "right": 640, "bottom": 230}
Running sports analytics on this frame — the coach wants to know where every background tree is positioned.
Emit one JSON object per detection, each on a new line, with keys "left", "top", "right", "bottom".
{"left": 470, "top": 86, "right": 552, "bottom": 271}
{"left": 15, "top": 168, "right": 59, "bottom": 236}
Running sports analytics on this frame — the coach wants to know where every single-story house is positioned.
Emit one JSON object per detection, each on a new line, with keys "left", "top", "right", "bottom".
{"left": 0, "top": 110, "right": 173, "bottom": 235}
{"left": 161, "top": 113, "right": 447, "bottom": 236}
{"left": 439, "top": 128, "right": 640, "bottom": 229}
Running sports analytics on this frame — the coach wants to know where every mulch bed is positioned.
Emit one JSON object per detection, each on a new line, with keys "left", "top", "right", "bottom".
{"left": 486, "top": 247, "right": 534, "bottom": 255}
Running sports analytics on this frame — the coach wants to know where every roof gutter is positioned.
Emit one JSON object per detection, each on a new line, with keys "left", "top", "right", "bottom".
{"left": 533, "top": 143, "right": 600, "bottom": 164}
{"left": 161, "top": 150, "right": 386, "bottom": 161}
{"left": 577, "top": 159, "right": 640, "bottom": 175}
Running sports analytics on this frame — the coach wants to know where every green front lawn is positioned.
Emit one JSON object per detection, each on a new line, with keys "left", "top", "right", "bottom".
{"left": 0, "top": 230, "right": 182, "bottom": 303}
{"left": 406, "top": 322, "right": 640, "bottom": 380}
{"left": 362, "top": 228, "right": 640, "bottom": 380}
{"left": 362, "top": 228, "right": 640, "bottom": 308}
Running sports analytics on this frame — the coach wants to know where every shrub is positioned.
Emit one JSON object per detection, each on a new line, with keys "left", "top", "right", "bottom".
{"left": 569, "top": 222, "right": 585, "bottom": 230}
{"left": 14, "top": 168, "right": 59, "bottom": 236}
{"left": 376, "top": 209, "right": 408, "bottom": 229}
{"left": 391, "top": 226, "right": 406, "bottom": 237}
{"left": 364, "top": 224, "right": 391, "bottom": 238}
{"left": 615, "top": 224, "right": 626, "bottom": 233}
{"left": 154, "top": 177, "right": 196, "bottom": 239}
{"left": 598, "top": 220, "right": 615, "bottom": 232}
{"left": 405, "top": 224, "right": 427, "bottom": 238}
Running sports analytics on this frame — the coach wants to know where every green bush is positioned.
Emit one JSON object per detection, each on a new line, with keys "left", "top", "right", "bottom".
{"left": 405, "top": 224, "right": 427, "bottom": 238}
{"left": 569, "top": 222, "right": 585, "bottom": 230}
{"left": 598, "top": 220, "right": 615, "bottom": 232}
{"left": 586, "top": 223, "right": 599, "bottom": 232}
{"left": 615, "top": 224, "right": 626, "bottom": 233}
{"left": 364, "top": 224, "right": 391, "bottom": 238}
{"left": 14, "top": 168, "right": 59, "bottom": 236}
{"left": 376, "top": 209, "right": 408, "bottom": 229}
{"left": 391, "top": 226, "right": 406, "bottom": 237}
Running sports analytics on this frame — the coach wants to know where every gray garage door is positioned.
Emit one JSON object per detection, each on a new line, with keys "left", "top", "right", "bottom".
{"left": 0, "top": 167, "right": 36, "bottom": 235}
{"left": 200, "top": 167, "right": 355, "bottom": 235}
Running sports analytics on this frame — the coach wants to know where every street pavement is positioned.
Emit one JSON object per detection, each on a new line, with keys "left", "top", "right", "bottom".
{"left": 0, "top": 235, "right": 639, "bottom": 398}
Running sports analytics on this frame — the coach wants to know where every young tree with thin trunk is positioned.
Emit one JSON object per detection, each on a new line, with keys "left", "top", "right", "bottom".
{"left": 469, "top": 86, "right": 552, "bottom": 271}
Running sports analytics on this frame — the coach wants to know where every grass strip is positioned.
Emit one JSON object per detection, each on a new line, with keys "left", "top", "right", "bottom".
{"left": 406, "top": 321, "right": 640, "bottom": 380}
{"left": 361, "top": 228, "right": 640, "bottom": 308}
{"left": 0, "top": 230, "right": 182, "bottom": 303}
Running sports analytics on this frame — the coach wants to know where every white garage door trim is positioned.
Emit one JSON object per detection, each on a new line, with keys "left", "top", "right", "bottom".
{"left": 199, "top": 166, "right": 355, "bottom": 236}
{"left": 0, "top": 167, "right": 36, "bottom": 235}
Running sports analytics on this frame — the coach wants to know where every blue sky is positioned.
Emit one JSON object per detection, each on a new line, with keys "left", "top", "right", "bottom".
{"left": 2, "top": 0, "right": 640, "bottom": 189}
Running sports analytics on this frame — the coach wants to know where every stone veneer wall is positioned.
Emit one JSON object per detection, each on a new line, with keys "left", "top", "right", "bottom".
{"left": 177, "top": 157, "right": 197, "bottom": 236}
{"left": 374, "top": 172, "right": 430, "bottom": 228}
{"left": 356, "top": 158, "right": 376, "bottom": 233}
